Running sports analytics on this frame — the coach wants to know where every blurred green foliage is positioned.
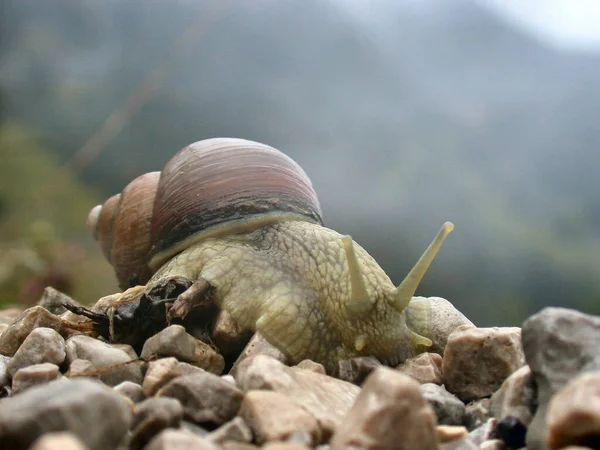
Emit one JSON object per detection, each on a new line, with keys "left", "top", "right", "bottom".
{"left": 0, "top": 122, "right": 117, "bottom": 306}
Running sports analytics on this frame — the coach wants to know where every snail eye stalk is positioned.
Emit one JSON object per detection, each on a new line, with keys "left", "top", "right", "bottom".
{"left": 391, "top": 222, "right": 454, "bottom": 312}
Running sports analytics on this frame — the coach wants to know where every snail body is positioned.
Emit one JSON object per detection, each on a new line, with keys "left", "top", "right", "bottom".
{"left": 88, "top": 138, "right": 454, "bottom": 372}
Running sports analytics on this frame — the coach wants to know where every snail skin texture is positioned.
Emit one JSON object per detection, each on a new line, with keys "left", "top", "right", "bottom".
{"left": 88, "top": 138, "right": 454, "bottom": 373}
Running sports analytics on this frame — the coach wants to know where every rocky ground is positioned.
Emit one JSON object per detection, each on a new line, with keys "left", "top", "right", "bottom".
{"left": 0, "top": 287, "right": 598, "bottom": 450}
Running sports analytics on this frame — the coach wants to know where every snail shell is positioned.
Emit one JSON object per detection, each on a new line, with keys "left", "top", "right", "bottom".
{"left": 87, "top": 138, "right": 323, "bottom": 289}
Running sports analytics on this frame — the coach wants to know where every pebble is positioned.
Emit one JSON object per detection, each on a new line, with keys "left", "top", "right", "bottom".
{"left": 294, "top": 359, "right": 326, "bottom": 375}
{"left": 522, "top": 307, "right": 600, "bottom": 450}
{"left": 469, "top": 418, "right": 498, "bottom": 446}
{"left": 66, "top": 335, "right": 143, "bottom": 386}
{"left": 546, "top": 372, "right": 600, "bottom": 450}
{"left": 12, "top": 362, "right": 61, "bottom": 393}
{"left": 0, "top": 307, "right": 64, "bottom": 356}
{"left": 113, "top": 380, "right": 146, "bottom": 403}
{"left": 206, "top": 416, "right": 253, "bottom": 445}
{"left": 238, "top": 390, "right": 320, "bottom": 445}
{"left": 336, "top": 356, "right": 381, "bottom": 384}
{"left": 479, "top": 439, "right": 506, "bottom": 450}
{"left": 143, "top": 356, "right": 205, "bottom": 396}
{"left": 7, "top": 327, "right": 66, "bottom": 376}
{"left": 464, "top": 398, "right": 492, "bottom": 430}
{"left": 68, "top": 358, "right": 97, "bottom": 377}
{"left": 145, "top": 429, "right": 218, "bottom": 450}
{"left": 0, "top": 377, "right": 132, "bottom": 450}
{"left": 262, "top": 443, "right": 311, "bottom": 450}
{"left": 222, "top": 443, "right": 259, "bottom": 450}
{"left": 29, "top": 432, "right": 90, "bottom": 450}
{"left": 157, "top": 372, "right": 244, "bottom": 426}
{"left": 490, "top": 364, "right": 535, "bottom": 426}
{"left": 443, "top": 326, "right": 525, "bottom": 402}
{"left": 140, "top": 325, "right": 225, "bottom": 374}
{"left": 396, "top": 352, "right": 443, "bottom": 384}
{"left": 439, "top": 436, "right": 479, "bottom": 450}
{"left": 37, "top": 286, "right": 79, "bottom": 315}
{"left": 330, "top": 367, "right": 438, "bottom": 450}
{"left": 130, "top": 397, "right": 183, "bottom": 450}
{"left": 420, "top": 383, "right": 467, "bottom": 426}
{"left": 235, "top": 355, "right": 360, "bottom": 440}
{"left": 230, "top": 332, "right": 288, "bottom": 377}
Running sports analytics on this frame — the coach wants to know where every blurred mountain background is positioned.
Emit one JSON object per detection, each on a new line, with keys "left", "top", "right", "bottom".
{"left": 1, "top": 0, "right": 599, "bottom": 325}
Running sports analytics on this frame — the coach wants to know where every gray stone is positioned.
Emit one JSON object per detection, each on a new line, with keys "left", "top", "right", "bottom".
{"left": 262, "top": 443, "right": 311, "bottom": 450}
{"left": 29, "top": 432, "right": 89, "bottom": 450}
{"left": 235, "top": 355, "right": 359, "bottom": 441}
{"left": 465, "top": 398, "right": 492, "bottom": 431}
{"left": 0, "top": 308, "right": 23, "bottom": 326}
{"left": 207, "top": 417, "right": 253, "bottom": 445}
{"left": 522, "top": 307, "right": 600, "bottom": 450}
{"left": 330, "top": 367, "right": 438, "bottom": 450}
{"left": 12, "top": 362, "right": 61, "bottom": 393}
{"left": 407, "top": 296, "right": 475, "bottom": 356}
{"left": 68, "top": 359, "right": 96, "bottom": 378}
{"left": 222, "top": 443, "right": 259, "bottom": 450}
{"left": 37, "top": 286, "right": 79, "bottom": 315}
{"left": 336, "top": 356, "right": 381, "bottom": 385}
{"left": 157, "top": 372, "right": 243, "bottom": 426}
{"left": 130, "top": 397, "right": 183, "bottom": 450}
{"left": 490, "top": 364, "right": 535, "bottom": 426}
{"left": 145, "top": 429, "right": 218, "bottom": 450}
{"left": 420, "top": 383, "right": 466, "bottom": 426}
{"left": 66, "top": 335, "right": 143, "bottom": 386}
{"left": 469, "top": 418, "right": 498, "bottom": 446}
{"left": 479, "top": 439, "right": 506, "bottom": 450}
{"left": 0, "top": 377, "right": 132, "bottom": 450}
{"left": 7, "top": 327, "right": 66, "bottom": 376}
{"left": 140, "top": 325, "right": 224, "bottom": 375}
{"left": 439, "top": 436, "right": 479, "bottom": 450}
{"left": 396, "top": 352, "right": 443, "bottom": 385}
{"left": 114, "top": 380, "right": 145, "bottom": 403}
{"left": 238, "top": 390, "right": 320, "bottom": 445}
{"left": 230, "top": 333, "right": 288, "bottom": 378}
{"left": 143, "top": 356, "right": 205, "bottom": 397}
{"left": 443, "top": 326, "right": 525, "bottom": 402}
{"left": 0, "top": 306, "right": 64, "bottom": 356}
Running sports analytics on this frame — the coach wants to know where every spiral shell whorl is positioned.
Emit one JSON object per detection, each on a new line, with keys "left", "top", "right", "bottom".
{"left": 148, "top": 137, "right": 323, "bottom": 270}
{"left": 89, "top": 172, "right": 160, "bottom": 289}
{"left": 89, "top": 138, "right": 323, "bottom": 288}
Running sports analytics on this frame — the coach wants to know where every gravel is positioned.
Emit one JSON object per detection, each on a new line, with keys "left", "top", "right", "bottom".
{"left": 0, "top": 294, "right": 597, "bottom": 450}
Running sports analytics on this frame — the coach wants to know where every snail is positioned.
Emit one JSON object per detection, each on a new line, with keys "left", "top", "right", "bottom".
{"left": 87, "top": 138, "right": 454, "bottom": 372}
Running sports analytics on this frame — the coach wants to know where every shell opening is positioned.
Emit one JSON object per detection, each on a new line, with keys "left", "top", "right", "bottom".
{"left": 87, "top": 205, "right": 102, "bottom": 237}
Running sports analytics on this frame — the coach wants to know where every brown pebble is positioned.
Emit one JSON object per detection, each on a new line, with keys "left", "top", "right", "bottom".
{"left": 546, "top": 372, "right": 600, "bottom": 450}
{"left": 443, "top": 326, "right": 525, "bottom": 402}
{"left": 238, "top": 390, "right": 320, "bottom": 445}
{"left": 397, "top": 352, "right": 443, "bottom": 384}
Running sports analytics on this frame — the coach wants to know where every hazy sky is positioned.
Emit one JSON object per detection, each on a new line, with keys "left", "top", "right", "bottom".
{"left": 340, "top": 0, "right": 600, "bottom": 52}
{"left": 478, "top": 0, "right": 600, "bottom": 51}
